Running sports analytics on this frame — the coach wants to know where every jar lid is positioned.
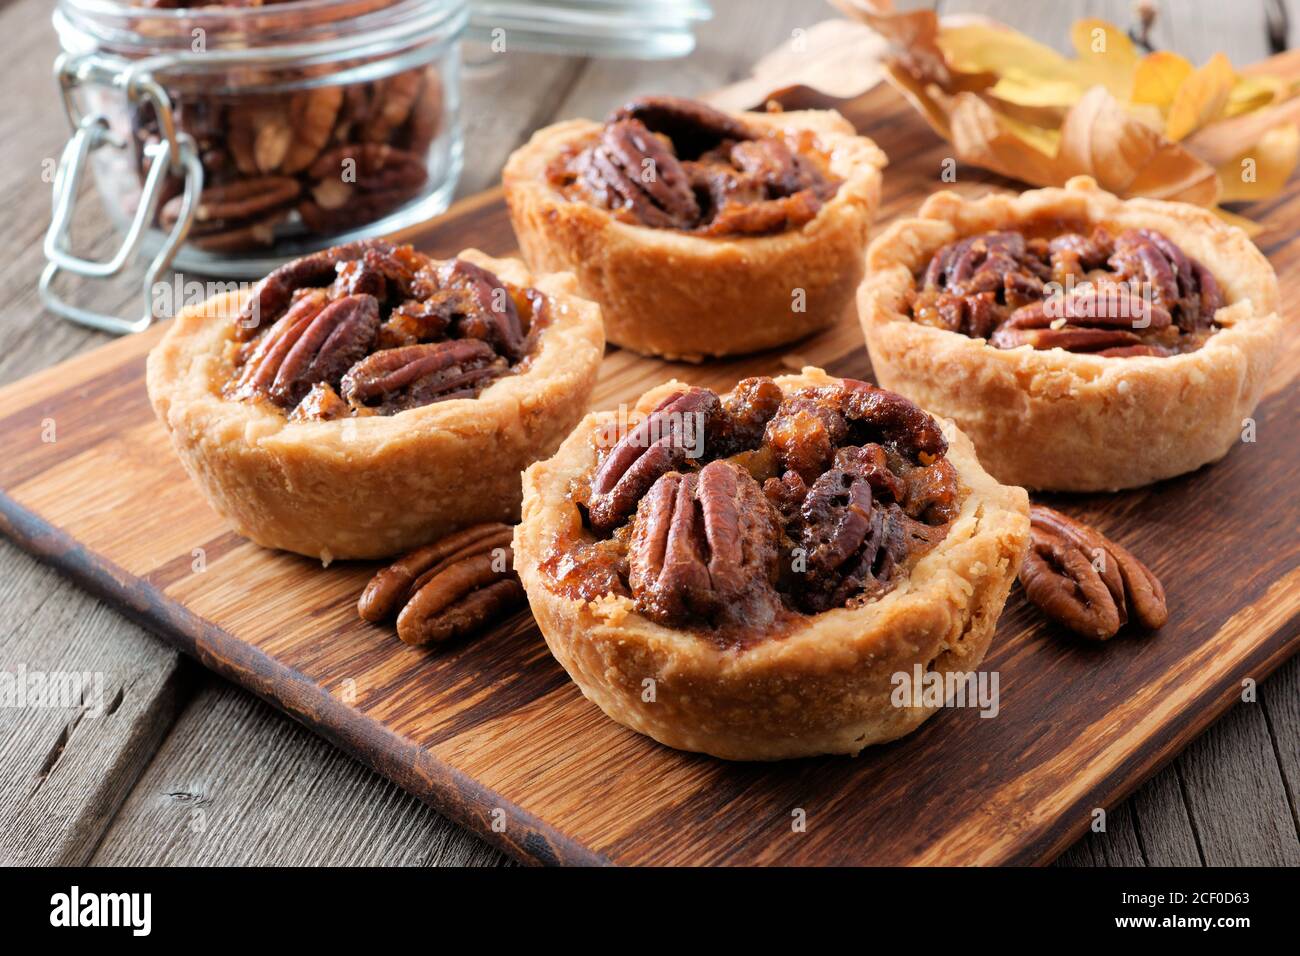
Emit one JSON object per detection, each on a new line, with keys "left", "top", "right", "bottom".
{"left": 465, "top": 0, "right": 711, "bottom": 60}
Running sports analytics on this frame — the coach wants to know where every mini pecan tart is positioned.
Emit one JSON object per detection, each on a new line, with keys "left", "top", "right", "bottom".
{"left": 503, "top": 95, "right": 886, "bottom": 361}
{"left": 513, "top": 368, "right": 1029, "bottom": 760}
{"left": 147, "top": 240, "right": 603, "bottom": 561}
{"left": 858, "top": 176, "right": 1282, "bottom": 491}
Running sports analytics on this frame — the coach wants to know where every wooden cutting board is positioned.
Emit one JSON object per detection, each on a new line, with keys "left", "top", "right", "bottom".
{"left": 3, "top": 83, "right": 1298, "bottom": 866}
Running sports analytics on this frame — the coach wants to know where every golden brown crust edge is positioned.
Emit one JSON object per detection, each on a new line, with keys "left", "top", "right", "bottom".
{"left": 504, "top": 110, "right": 886, "bottom": 362}
{"left": 146, "top": 252, "right": 605, "bottom": 562}
{"left": 857, "top": 176, "right": 1283, "bottom": 492}
{"left": 513, "top": 368, "right": 1030, "bottom": 761}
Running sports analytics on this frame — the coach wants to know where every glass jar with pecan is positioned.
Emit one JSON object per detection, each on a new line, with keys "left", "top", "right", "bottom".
{"left": 46, "top": 0, "right": 465, "bottom": 331}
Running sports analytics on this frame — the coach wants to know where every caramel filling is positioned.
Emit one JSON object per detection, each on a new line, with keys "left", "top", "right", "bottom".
{"left": 547, "top": 95, "right": 842, "bottom": 238}
{"left": 227, "top": 240, "right": 547, "bottom": 420}
{"left": 542, "top": 377, "right": 959, "bottom": 648}
{"left": 909, "top": 226, "right": 1224, "bottom": 357}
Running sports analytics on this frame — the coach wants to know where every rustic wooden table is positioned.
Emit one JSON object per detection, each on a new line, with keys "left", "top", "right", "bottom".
{"left": 1, "top": 0, "right": 1296, "bottom": 867}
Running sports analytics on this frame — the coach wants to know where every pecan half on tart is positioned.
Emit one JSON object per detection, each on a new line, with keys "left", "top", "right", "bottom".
{"left": 512, "top": 368, "right": 1029, "bottom": 760}
{"left": 503, "top": 95, "right": 886, "bottom": 361}
{"left": 146, "top": 240, "right": 604, "bottom": 561}
{"left": 858, "top": 177, "right": 1282, "bottom": 491}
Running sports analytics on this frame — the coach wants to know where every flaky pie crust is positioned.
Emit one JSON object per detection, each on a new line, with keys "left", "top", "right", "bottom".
{"left": 147, "top": 251, "right": 605, "bottom": 562}
{"left": 513, "top": 368, "right": 1030, "bottom": 761}
{"left": 858, "top": 176, "right": 1283, "bottom": 491}
{"left": 504, "top": 109, "right": 886, "bottom": 361}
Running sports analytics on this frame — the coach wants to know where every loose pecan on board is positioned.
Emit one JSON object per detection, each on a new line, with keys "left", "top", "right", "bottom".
{"left": 358, "top": 523, "right": 524, "bottom": 646}
{"left": 1019, "top": 505, "right": 1167, "bottom": 640}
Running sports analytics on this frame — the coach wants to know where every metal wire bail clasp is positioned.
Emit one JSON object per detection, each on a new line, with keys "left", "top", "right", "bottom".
{"left": 40, "top": 52, "right": 203, "bottom": 335}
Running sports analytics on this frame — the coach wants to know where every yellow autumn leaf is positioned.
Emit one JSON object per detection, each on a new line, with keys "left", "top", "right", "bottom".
{"left": 1185, "top": 90, "right": 1300, "bottom": 165}
{"left": 946, "top": 92, "right": 1065, "bottom": 187}
{"left": 1071, "top": 18, "right": 1138, "bottom": 99}
{"left": 1059, "top": 86, "right": 1220, "bottom": 205}
{"left": 1225, "top": 74, "right": 1284, "bottom": 117}
{"left": 938, "top": 23, "right": 1081, "bottom": 101}
{"left": 1166, "top": 52, "right": 1235, "bottom": 140}
{"left": 833, "top": 2, "right": 1292, "bottom": 219}
{"left": 1217, "top": 123, "right": 1300, "bottom": 201}
{"left": 986, "top": 75, "right": 1085, "bottom": 109}
{"left": 997, "top": 110, "right": 1062, "bottom": 156}
{"left": 1132, "top": 51, "right": 1194, "bottom": 109}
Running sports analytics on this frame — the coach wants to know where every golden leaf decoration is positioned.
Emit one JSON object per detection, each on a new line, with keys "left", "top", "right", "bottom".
{"left": 1217, "top": 123, "right": 1300, "bottom": 202}
{"left": 822, "top": 5, "right": 1300, "bottom": 213}
{"left": 1165, "top": 52, "right": 1235, "bottom": 141}
{"left": 1132, "top": 51, "right": 1194, "bottom": 110}
{"left": 1060, "top": 87, "right": 1221, "bottom": 205}
{"left": 1071, "top": 18, "right": 1138, "bottom": 99}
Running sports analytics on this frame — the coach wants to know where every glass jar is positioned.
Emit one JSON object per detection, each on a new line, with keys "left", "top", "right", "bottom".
{"left": 45, "top": 0, "right": 467, "bottom": 331}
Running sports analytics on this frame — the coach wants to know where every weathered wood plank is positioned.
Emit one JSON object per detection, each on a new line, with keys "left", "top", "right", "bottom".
{"left": 1176, "top": 672, "right": 1300, "bottom": 866}
{"left": 90, "top": 678, "right": 504, "bottom": 866}
{"left": 0, "top": 0, "right": 190, "bottom": 866}
{"left": 0, "top": 540, "right": 188, "bottom": 865}
{"left": 1130, "top": 759, "right": 1204, "bottom": 866}
{"left": 1260, "top": 656, "right": 1300, "bottom": 844}
{"left": 458, "top": 52, "right": 591, "bottom": 196}
{"left": 1053, "top": 800, "right": 1146, "bottom": 867}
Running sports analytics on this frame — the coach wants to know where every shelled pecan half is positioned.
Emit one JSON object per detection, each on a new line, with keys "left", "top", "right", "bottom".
{"left": 1019, "top": 504, "right": 1168, "bottom": 640}
{"left": 437, "top": 259, "right": 527, "bottom": 362}
{"left": 608, "top": 95, "right": 757, "bottom": 159}
{"left": 628, "top": 461, "right": 782, "bottom": 629}
{"left": 160, "top": 177, "right": 301, "bottom": 253}
{"left": 235, "top": 293, "right": 379, "bottom": 408}
{"left": 577, "top": 119, "right": 699, "bottom": 230}
{"left": 299, "top": 143, "right": 428, "bottom": 234}
{"left": 358, "top": 523, "right": 524, "bottom": 646}
{"left": 587, "top": 387, "right": 721, "bottom": 534}
{"left": 237, "top": 239, "right": 405, "bottom": 335}
{"left": 340, "top": 339, "right": 503, "bottom": 414}
{"left": 690, "top": 136, "right": 838, "bottom": 236}
{"left": 1108, "top": 229, "right": 1223, "bottom": 332}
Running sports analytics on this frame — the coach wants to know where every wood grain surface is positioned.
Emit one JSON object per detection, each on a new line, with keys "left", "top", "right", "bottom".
{"left": 2, "top": 73, "right": 1297, "bottom": 865}
{"left": 2, "top": 0, "right": 1297, "bottom": 868}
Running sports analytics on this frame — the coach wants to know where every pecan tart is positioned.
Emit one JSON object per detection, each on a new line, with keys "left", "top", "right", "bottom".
{"left": 147, "top": 240, "right": 603, "bottom": 561}
{"left": 504, "top": 95, "right": 886, "bottom": 361}
{"left": 859, "top": 177, "right": 1281, "bottom": 491}
{"left": 513, "top": 368, "right": 1029, "bottom": 760}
